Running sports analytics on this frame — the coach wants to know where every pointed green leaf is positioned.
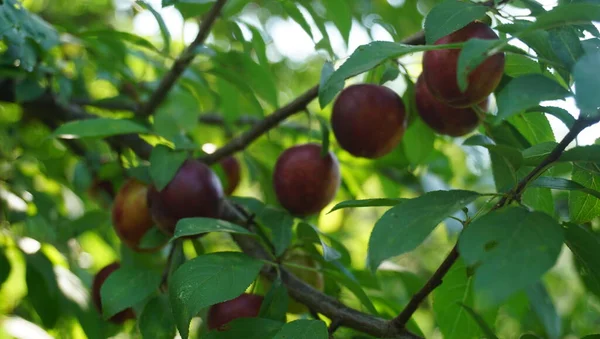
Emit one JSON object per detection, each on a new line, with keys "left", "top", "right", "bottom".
{"left": 424, "top": 0, "right": 489, "bottom": 44}
{"left": 169, "top": 252, "right": 264, "bottom": 339}
{"left": 272, "top": 319, "right": 328, "bottom": 339}
{"left": 328, "top": 198, "right": 405, "bottom": 213}
{"left": 100, "top": 265, "right": 161, "bottom": 319}
{"left": 149, "top": 145, "right": 187, "bottom": 191}
{"left": 459, "top": 207, "right": 563, "bottom": 306}
{"left": 52, "top": 118, "right": 150, "bottom": 139}
{"left": 172, "top": 218, "right": 255, "bottom": 240}
{"left": 368, "top": 190, "right": 480, "bottom": 271}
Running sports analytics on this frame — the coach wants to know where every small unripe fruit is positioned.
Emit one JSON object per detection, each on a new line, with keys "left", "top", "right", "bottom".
{"left": 422, "top": 21, "right": 505, "bottom": 108}
{"left": 273, "top": 144, "right": 340, "bottom": 216}
{"left": 112, "top": 179, "right": 163, "bottom": 252}
{"left": 331, "top": 84, "right": 407, "bottom": 159}
{"left": 219, "top": 156, "right": 241, "bottom": 195}
{"left": 147, "top": 159, "right": 224, "bottom": 235}
{"left": 91, "top": 262, "right": 135, "bottom": 324}
{"left": 415, "top": 74, "right": 487, "bottom": 137}
{"left": 207, "top": 293, "right": 264, "bottom": 331}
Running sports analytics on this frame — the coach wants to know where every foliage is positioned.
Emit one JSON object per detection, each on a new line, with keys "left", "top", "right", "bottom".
{"left": 1, "top": 0, "right": 600, "bottom": 338}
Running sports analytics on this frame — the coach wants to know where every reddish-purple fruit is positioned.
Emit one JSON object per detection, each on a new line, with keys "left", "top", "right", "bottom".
{"left": 207, "top": 293, "right": 264, "bottom": 331}
{"left": 422, "top": 21, "right": 505, "bottom": 108}
{"left": 147, "top": 159, "right": 224, "bottom": 235}
{"left": 219, "top": 156, "right": 241, "bottom": 196}
{"left": 91, "top": 262, "right": 135, "bottom": 324}
{"left": 331, "top": 84, "right": 407, "bottom": 159}
{"left": 415, "top": 74, "right": 487, "bottom": 137}
{"left": 273, "top": 144, "right": 340, "bottom": 216}
{"left": 112, "top": 179, "right": 163, "bottom": 252}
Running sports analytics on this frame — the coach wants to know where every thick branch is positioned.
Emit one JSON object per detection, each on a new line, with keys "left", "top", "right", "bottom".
{"left": 136, "top": 0, "right": 228, "bottom": 117}
{"left": 389, "top": 116, "right": 599, "bottom": 330}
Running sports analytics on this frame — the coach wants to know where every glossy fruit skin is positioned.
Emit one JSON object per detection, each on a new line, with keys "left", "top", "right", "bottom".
{"left": 147, "top": 159, "right": 224, "bottom": 235}
{"left": 415, "top": 74, "right": 487, "bottom": 137}
{"left": 331, "top": 84, "right": 407, "bottom": 159}
{"left": 91, "top": 262, "right": 135, "bottom": 324}
{"left": 207, "top": 293, "right": 264, "bottom": 331}
{"left": 283, "top": 249, "right": 324, "bottom": 314}
{"left": 219, "top": 156, "right": 241, "bottom": 195}
{"left": 112, "top": 179, "right": 163, "bottom": 252}
{"left": 422, "top": 21, "right": 505, "bottom": 108}
{"left": 273, "top": 144, "right": 340, "bottom": 216}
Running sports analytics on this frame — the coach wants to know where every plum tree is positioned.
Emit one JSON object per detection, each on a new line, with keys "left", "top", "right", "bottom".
{"left": 273, "top": 143, "right": 340, "bottom": 216}
{"left": 422, "top": 21, "right": 505, "bottom": 107}
{"left": 218, "top": 156, "right": 241, "bottom": 195}
{"left": 147, "top": 159, "right": 224, "bottom": 235}
{"left": 415, "top": 74, "right": 488, "bottom": 136}
{"left": 112, "top": 178, "right": 163, "bottom": 252}
{"left": 91, "top": 262, "right": 135, "bottom": 324}
{"left": 331, "top": 84, "right": 407, "bottom": 159}
{"left": 206, "top": 293, "right": 264, "bottom": 331}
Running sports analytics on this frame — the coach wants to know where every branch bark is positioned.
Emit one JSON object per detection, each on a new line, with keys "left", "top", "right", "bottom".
{"left": 136, "top": 0, "right": 228, "bottom": 117}
{"left": 389, "top": 116, "right": 599, "bottom": 330}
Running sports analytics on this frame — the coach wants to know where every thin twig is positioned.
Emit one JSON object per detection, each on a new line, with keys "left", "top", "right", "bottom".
{"left": 137, "top": 0, "right": 228, "bottom": 117}
{"left": 199, "top": 113, "right": 313, "bottom": 133}
{"left": 389, "top": 116, "right": 599, "bottom": 330}
{"left": 201, "top": 85, "right": 320, "bottom": 165}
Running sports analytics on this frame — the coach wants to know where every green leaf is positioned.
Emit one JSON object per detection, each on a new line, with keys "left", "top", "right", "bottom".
{"left": 0, "top": 248, "right": 11, "bottom": 287}
{"left": 561, "top": 145, "right": 600, "bottom": 163}
{"left": 424, "top": 0, "right": 489, "bottom": 44}
{"left": 569, "top": 163, "right": 600, "bottom": 223}
{"left": 137, "top": 1, "right": 171, "bottom": 54}
{"left": 531, "top": 176, "right": 600, "bottom": 199}
{"left": 296, "top": 222, "right": 341, "bottom": 262}
{"left": 321, "top": 0, "right": 352, "bottom": 43}
{"left": 549, "top": 26, "right": 584, "bottom": 70}
{"left": 58, "top": 210, "right": 110, "bottom": 241}
{"left": 215, "top": 51, "right": 278, "bottom": 108}
{"left": 527, "top": 105, "right": 575, "bottom": 129}
{"left": 281, "top": 0, "right": 314, "bottom": 40}
{"left": 564, "top": 223, "right": 600, "bottom": 299}
{"left": 529, "top": 3, "right": 600, "bottom": 32}
{"left": 458, "top": 303, "right": 499, "bottom": 339}
{"left": 316, "top": 115, "right": 330, "bottom": 157}
{"left": 457, "top": 38, "right": 500, "bottom": 92}
{"left": 319, "top": 41, "right": 457, "bottom": 106}
{"left": 433, "top": 259, "right": 483, "bottom": 339}
{"left": 203, "top": 318, "right": 284, "bottom": 339}
{"left": 79, "top": 29, "right": 160, "bottom": 53}
{"left": 149, "top": 145, "right": 187, "bottom": 191}
{"left": 368, "top": 190, "right": 480, "bottom": 271}
{"left": 172, "top": 218, "right": 255, "bottom": 240}
{"left": 318, "top": 61, "right": 342, "bottom": 108}
{"left": 52, "top": 118, "right": 150, "bottom": 139}
{"left": 322, "top": 268, "right": 379, "bottom": 315}
{"left": 526, "top": 283, "right": 561, "bottom": 339}
{"left": 328, "top": 198, "right": 405, "bottom": 213}
{"left": 138, "top": 227, "right": 170, "bottom": 250}
{"left": 272, "top": 319, "right": 328, "bottom": 339}
{"left": 128, "top": 165, "right": 153, "bottom": 185}
{"left": 100, "top": 264, "right": 161, "bottom": 319}
{"left": 495, "top": 75, "right": 571, "bottom": 122}
{"left": 258, "top": 276, "right": 289, "bottom": 322}
{"left": 15, "top": 77, "right": 45, "bottom": 102}
{"left": 458, "top": 207, "right": 564, "bottom": 306}
{"left": 504, "top": 54, "right": 543, "bottom": 78}
{"left": 509, "top": 112, "right": 556, "bottom": 144}
{"left": 25, "top": 252, "right": 60, "bottom": 328}
{"left": 169, "top": 252, "right": 264, "bottom": 339}
{"left": 139, "top": 295, "right": 176, "bottom": 339}
{"left": 522, "top": 142, "right": 558, "bottom": 166}
{"left": 403, "top": 116, "right": 435, "bottom": 165}
{"left": 257, "top": 206, "right": 294, "bottom": 257}
{"left": 573, "top": 51, "right": 600, "bottom": 115}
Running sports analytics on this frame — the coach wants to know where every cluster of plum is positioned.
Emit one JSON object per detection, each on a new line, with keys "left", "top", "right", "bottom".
{"left": 90, "top": 20, "right": 505, "bottom": 330}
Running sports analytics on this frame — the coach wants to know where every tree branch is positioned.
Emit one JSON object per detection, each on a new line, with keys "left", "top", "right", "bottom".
{"left": 136, "top": 0, "right": 228, "bottom": 117}
{"left": 199, "top": 113, "right": 313, "bottom": 133}
{"left": 201, "top": 85, "right": 320, "bottom": 165}
{"left": 389, "top": 116, "right": 599, "bottom": 330}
